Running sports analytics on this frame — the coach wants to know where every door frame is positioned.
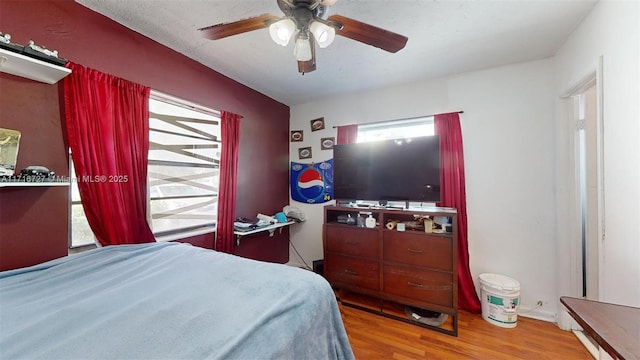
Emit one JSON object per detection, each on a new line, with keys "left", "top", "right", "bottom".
{"left": 556, "top": 56, "right": 605, "bottom": 330}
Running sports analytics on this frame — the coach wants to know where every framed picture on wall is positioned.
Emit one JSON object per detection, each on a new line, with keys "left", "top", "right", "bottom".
{"left": 298, "top": 146, "right": 312, "bottom": 159}
{"left": 310, "top": 117, "right": 325, "bottom": 132}
{"left": 290, "top": 130, "right": 303, "bottom": 142}
{"left": 320, "top": 137, "right": 335, "bottom": 150}
{"left": 0, "top": 128, "right": 21, "bottom": 177}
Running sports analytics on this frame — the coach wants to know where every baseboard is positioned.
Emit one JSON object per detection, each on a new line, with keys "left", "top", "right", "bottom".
{"left": 517, "top": 306, "right": 556, "bottom": 323}
{"left": 572, "top": 330, "right": 599, "bottom": 359}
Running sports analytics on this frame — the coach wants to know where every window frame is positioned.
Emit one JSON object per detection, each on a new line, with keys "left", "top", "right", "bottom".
{"left": 147, "top": 91, "right": 221, "bottom": 239}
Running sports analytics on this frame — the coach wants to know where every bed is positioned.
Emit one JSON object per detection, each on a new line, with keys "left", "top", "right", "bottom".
{"left": 0, "top": 242, "right": 354, "bottom": 359}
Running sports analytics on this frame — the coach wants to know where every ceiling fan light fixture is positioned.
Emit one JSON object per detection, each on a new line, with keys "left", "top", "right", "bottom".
{"left": 199, "top": 0, "right": 408, "bottom": 74}
{"left": 310, "top": 21, "right": 335, "bottom": 48}
{"left": 269, "top": 18, "right": 296, "bottom": 46}
{"left": 293, "top": 33, "right": 313, "bottom": 61}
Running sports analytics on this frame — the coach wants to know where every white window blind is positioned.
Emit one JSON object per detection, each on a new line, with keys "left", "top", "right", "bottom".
{"left": 147, "top": 95, "right": 221, "bottom": 236}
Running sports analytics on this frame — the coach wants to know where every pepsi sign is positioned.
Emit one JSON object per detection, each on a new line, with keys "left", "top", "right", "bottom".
{"left": 290, "top": 160, "right": 333, "bottom": 204}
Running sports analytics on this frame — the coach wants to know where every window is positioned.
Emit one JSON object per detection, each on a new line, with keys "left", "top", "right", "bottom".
{"left": 69, "top": 92, "right": 221, "bottom": 248}
{"left": 357, "top": 116, "right": 434, "bottom": 143}
{"left": 70, "top": 158, "right": 95, "bottom": 247}
{"left": 148, "top": 94, "right": 220, "bottom": 237}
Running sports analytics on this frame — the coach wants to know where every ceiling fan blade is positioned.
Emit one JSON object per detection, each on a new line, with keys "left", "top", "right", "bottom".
{"left": 327, "top": 14, "right": 408, "bottom": 53}
{"left": 298, "top": 36, "right": 317, "bottom": 74}
{"left": 199, "top": 14, "right": 280, "bottom": 40}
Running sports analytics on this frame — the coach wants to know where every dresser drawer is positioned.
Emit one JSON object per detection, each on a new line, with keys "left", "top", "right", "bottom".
{"left": 383, "top": 231, "right": 452, "bottom": 271}
{"left": 325, "top": 254, "right": 379, "bottom": 291}
{"left": 383, "top": 265, "right": 453, "bottom": 307}
{"left": 325, "top": 226, "right": 378, "bottom": 259}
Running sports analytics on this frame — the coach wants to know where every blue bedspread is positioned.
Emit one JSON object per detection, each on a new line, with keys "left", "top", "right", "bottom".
{"left": 0, "top": 242, "right": 354, "bottom": 360}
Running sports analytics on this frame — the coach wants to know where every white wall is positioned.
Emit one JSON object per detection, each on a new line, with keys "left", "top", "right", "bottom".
{"left": 289, "top": 58, "right": 558, "bottom": 321}
{"left": 553, "top": 0, "right": 640, "bottom": 331}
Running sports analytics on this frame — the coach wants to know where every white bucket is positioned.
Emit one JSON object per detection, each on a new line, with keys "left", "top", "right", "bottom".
{"left": 479, "top": 273, "right": 520, "bottom": 328}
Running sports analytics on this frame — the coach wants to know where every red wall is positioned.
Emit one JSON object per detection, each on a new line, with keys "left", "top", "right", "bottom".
{"left": 0, "top": 0, "right": 291, "bottom": 270}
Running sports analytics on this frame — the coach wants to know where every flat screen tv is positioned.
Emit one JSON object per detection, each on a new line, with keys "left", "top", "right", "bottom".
{"left": 332, "top": 136, "right": 441, "bottom": 203}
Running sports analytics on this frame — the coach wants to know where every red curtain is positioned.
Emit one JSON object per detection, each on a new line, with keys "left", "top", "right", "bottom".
{"left": 62, "top": 62, "right": 155, "bottom": 246}
{"left": 434, "top": 112, "right": 481, "bottom": 313}
{"left": 215, "top": 111, "right": 241, "bottom": 253}
{"left": 336, "top": 124, "right": 358, "bottom": 145}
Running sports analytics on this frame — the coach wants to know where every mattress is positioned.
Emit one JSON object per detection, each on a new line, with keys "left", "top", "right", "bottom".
{"left": 0, "top": 242, "right": 354, "bottom": 359}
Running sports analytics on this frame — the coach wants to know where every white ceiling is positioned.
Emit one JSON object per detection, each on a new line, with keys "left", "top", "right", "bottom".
{"left": 75, "top": 0, "right": 597, "bottom": 106}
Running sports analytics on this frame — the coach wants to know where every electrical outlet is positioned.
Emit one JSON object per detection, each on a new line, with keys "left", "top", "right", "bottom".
{"left": 536, "top": 300, "right": 544, "bottom": 307}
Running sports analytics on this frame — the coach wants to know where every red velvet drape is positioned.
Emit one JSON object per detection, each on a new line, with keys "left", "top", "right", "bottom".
{"left": 215, "top": 111, "right": 241, "bottom": 253}
{"left": 434, "top": 112, "right": 481, "bottom": 313}
{"left": 336, "top": 124, "right": 358, "bottom": 145}
{"left": 63, "top": 62, "right": 155, "bottom": 246}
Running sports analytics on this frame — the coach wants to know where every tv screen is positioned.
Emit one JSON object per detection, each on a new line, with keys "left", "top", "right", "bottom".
{"left": 333, "top": 136, "right": 441, "bottom": 203}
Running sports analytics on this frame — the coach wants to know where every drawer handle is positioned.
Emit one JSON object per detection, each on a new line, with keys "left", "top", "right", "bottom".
{"left": 407, "top": 248, "right": 424, "bottom": 254}
{"left": 345, "top": 240, "right": 358, "bottom": 245}
{"left": 344, "top": 269, "right": 358, "bottom": 276}
{"left": 407, "top": 281, "right": 426, "bottom": 289}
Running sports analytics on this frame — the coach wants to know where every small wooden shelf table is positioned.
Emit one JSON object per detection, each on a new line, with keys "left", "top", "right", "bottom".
{"left": 233, "top": 221, "right": 295, "bottom": 246}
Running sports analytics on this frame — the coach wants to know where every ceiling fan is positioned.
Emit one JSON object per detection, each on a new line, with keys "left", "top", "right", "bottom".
{"left": 198, "top": 0, "right": 408, "bottom": 74}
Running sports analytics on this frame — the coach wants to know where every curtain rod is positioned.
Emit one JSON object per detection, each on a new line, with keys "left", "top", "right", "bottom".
{"left": 332, "top": 111, "right": 464, "bottom": 128}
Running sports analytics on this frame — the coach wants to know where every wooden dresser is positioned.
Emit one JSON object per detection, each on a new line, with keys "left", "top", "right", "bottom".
{"left": 323, "top": 205, "right": 459, "bottom": 335}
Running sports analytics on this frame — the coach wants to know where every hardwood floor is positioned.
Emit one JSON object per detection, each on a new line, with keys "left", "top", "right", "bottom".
{"left": 339, "top": 302, "right": 592, "bottom": 359}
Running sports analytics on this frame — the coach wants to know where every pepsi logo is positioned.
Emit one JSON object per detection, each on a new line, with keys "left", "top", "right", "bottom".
{"left": 297, "top": 168, "right": 325, "bottom": 202}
